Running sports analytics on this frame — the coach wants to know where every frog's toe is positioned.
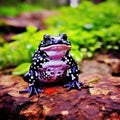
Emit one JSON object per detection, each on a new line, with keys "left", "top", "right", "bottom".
{"left": 64, "top": 81, "right": 83, "bottom": 90}
{"left": 19, "top": 84, "right": 44, "bottom": 97}
{"left": 64, "top": 82, "right": 71, "bottom": 88}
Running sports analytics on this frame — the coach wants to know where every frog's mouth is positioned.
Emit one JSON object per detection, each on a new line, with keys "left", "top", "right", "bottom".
{"left": 40, "top": 44, "right": 71, "bottom": 51}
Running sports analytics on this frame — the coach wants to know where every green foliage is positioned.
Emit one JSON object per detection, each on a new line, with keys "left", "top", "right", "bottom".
{"left": 12, "top": 62, "right": 31, "bottom": 75}
{"left": 0, "top": 26, "right": 56, "bottom": 70}
{"left": 46, "top": 1, "right": 120, "bottom": 61}
{"left": 0, "top": 3, "right": 42, "bottom": 17}
{"left": 0, "top": 26, "right": 38, "bottom": 69}
{"left": 0, "top": 1, "right": 120, "bottom": 74}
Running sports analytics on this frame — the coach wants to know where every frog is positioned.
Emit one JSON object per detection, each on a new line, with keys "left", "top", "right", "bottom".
{"left": 20, "top": 33, "right": 83, "bottom": 97}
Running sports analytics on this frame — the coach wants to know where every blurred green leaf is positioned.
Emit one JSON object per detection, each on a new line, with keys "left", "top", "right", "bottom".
{"left": 0, "top": 3, "right": 43, "bottom": 17}
{"left": 83, "top": 24, "right": 94, "bottom": 30}
{"left": 12, "top": 63, "right": 31, "bottom": 75}
{"left": 26, "top": 26, "right": 38, "bottom": 33}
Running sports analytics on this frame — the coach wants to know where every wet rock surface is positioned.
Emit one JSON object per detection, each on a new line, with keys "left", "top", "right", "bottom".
{"left": 0, "top": 59, "right": 120, "bottom": 120}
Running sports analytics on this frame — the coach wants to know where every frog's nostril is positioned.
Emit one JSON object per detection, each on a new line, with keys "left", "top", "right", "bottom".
{"left": 58, "top": 40, "right": 63, "bottom": 44}
{"left": 51, "top": 40, "right": 55, "bottom": 44}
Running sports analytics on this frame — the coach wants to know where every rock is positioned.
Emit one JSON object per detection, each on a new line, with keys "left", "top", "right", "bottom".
{"left": 0, "top": 92, "right": 14, "bottom": 120}
{"left": 96, "top": 54, "right": 120, "bottom": 75}
{"left": 20, "top": 103, "right": 44, "bottom": 119}
{"left": 0, "top": 70, "right": 120, "bottom": 119}
{"left": 80, "top": 60, "right": 111, "bottom": 75}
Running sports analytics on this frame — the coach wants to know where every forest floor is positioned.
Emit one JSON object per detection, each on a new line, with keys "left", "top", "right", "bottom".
{"left": 0, "top": 53, "right": 120, "bottom": 120}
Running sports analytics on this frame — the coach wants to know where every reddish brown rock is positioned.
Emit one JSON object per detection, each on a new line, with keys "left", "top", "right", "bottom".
{"left": 0, "top": 64, "right": 120, "bottom": 119}
{"left": 0, "top": 92, "right": 14, "bottom": 120}
{"left": 80, "top": 60, "right": 112, "bottom": 75}
{"left": 96, "top": 54, "right": 120, "bottom": 74}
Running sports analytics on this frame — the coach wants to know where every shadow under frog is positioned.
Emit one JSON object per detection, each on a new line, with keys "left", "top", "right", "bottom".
{"left": 20, "top": 33, "right": 83, "bottom": 97}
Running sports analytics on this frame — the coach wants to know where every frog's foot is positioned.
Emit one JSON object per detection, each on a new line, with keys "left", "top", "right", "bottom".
{"left": 64, "top": 81, "right": 83, "bottom": 90}
{"left": 19, "top": 83, "right": 44, "bottom": 97}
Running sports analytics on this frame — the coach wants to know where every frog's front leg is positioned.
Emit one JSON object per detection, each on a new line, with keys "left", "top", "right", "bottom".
{"left": 64, "top": 65, "right": 83, "bottom": 90}
{"left": 63, "top": 53, "right": 83, "bottom": 90}
{"left": 20, "top": 70, "right": 44, "bottom": 97}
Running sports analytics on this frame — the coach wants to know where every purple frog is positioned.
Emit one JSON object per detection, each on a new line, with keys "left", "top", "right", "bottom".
{"left": 20, "top": 34, "right": 83, "bottom": 97}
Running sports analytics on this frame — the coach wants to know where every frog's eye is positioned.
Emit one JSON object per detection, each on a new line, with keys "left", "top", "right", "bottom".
{"left": 43, "top": 34, "right": 51, "bottom": 41}
{"left": 60, "top": 33, "right": 67, "bottom": 40}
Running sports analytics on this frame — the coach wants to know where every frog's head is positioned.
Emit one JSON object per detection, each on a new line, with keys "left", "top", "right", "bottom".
{"left": 39, "top": 33, "right": 71, "bottom": 51}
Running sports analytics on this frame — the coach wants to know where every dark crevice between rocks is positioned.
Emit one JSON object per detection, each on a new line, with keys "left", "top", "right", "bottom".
{"left": 45, "top": 114, "right": 63, "bottom": 120}
{"left": 0, "top": 92, "right": 27, "bottom": 120}
{"left": 112, "top": 73, "right": 120, "bottom": 77}
{"left": 102, "top": 110, "right": 120, "bottom": 120}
